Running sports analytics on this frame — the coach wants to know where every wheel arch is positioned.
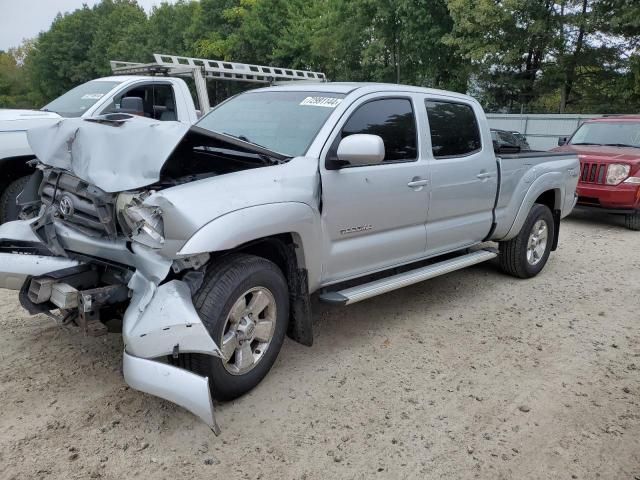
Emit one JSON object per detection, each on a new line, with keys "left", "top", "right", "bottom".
{"left": 0, "top": 155, "right": 36, "bottom": 195}
{"left": 500, "top": 172, "right": 565, "bottom": 243}
{"left": 180, "top": 202, "right": 321, "bottom": 346}
{"left": 533, "top": 189, "right": 562, "bottom": 250}
{"left": 208, "top": 234, "right": 315, "bottom": 347}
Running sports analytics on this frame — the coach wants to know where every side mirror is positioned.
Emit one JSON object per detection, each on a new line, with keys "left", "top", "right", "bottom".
{"left": 327, "top": 134, "right": 385, "bottom": 169}
{"left": 558, "top": 136, "right": 568, "bottom": 146}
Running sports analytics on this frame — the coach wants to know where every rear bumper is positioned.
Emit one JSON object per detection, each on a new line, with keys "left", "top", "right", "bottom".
{"left": 577, "top": 182, "right": 640, "bottom": 210}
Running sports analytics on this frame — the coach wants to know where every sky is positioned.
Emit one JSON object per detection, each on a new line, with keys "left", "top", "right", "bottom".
{"left": 0, "top": 0, "right": 176, "bottom": 51}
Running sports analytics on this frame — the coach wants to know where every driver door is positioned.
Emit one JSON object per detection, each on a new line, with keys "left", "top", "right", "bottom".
{"left": 320, "top": 95, "right": 429, "bottom": 284}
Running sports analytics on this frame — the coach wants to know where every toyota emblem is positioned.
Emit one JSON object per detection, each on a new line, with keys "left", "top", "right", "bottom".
{"left": 58, "top": 195, "right": 74, "bottom": 217}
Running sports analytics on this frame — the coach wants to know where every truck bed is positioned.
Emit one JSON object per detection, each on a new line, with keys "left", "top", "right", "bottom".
{"left": 492, "top": 151, "right": 579, "bottom": 241}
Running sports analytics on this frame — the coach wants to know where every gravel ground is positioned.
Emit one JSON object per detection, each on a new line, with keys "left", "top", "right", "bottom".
{"left": 0, "top": 211, "right": 639, "bottom": 480}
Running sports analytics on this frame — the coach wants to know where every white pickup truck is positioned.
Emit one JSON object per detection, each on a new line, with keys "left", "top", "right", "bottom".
{"left": 0, "top": 54, "right": 326, "bottom": 222}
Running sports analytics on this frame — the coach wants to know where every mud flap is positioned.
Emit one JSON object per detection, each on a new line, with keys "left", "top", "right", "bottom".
{"left": 123, "top": 351, "right": 220, "bottom": 435}
{"left": 551, "top": 209, "right": 561, "bottom": 251}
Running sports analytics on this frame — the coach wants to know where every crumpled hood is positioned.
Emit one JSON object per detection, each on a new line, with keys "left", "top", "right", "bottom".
{"left": 27, "top": 116, "right": 190, "bottom": 192}
{"left": 0, "top": 108, "right": 61, "bottom": 132}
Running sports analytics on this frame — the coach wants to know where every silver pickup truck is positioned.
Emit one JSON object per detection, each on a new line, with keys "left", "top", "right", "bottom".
{"left": 0, "top": 83, "right": 579, "bottom": 433}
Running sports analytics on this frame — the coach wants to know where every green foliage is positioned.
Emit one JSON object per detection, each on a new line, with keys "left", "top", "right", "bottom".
{"left": 0, "top": 0, "right": 637, "bottom": 113}
{"left": 0, "top": 42, "right": 38, "bottom": 108}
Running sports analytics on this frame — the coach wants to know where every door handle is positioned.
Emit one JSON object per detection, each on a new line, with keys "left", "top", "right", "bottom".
{"left": 407, "top": 179, "right": 429, "bottom": 188}
{"left": 476, "top": 172, "right": 492, "bottom": 180}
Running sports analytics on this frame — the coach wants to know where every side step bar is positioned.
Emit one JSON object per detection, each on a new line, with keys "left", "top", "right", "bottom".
{"left": 319, "top": 249, "right": 498, "bottom": 306}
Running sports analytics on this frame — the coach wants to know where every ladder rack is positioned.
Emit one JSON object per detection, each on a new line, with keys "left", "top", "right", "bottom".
{"left": 110, "top": 54, "right": 326, "bottom": 83}
{"left": 110, "top": 54, "right": 327, "bottom": 113}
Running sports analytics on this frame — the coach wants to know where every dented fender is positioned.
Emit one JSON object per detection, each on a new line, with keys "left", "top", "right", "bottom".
{"left": 178, "top": 202, "right": 324, "bottom": 291}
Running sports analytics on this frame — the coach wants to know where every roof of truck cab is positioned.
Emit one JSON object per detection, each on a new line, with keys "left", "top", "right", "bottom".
{"left": 255, "top": 82, "right": 479, "bottom": 103}
{"left": 94, "top": 75, "right": 185, "bottom": 83}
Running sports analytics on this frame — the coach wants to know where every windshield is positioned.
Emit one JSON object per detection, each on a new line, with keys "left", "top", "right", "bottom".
{"left": 42, "top": 80, "right": 121, "bottom": 118}
{"left": 196, "top": 91, "right": 346, "bottom": 157}
{"left": 570, "top": 121, "right": 640, "bottom": 148}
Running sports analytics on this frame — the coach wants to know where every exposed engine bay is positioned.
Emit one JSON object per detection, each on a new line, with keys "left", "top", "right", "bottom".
{"left": 26, "top": 115, "right": 289, "bottom": 193}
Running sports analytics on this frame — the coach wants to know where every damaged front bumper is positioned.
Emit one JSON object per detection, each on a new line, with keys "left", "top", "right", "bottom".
{"left": 123, "top": 351, "right": 219, "bottom": 434}
{"left": 0, "top": 220, "right": 223, "bottom": 433}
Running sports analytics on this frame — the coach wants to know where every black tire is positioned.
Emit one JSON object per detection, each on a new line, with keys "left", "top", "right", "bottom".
{"left": 0, "top": 176, "right": 30, "bottom": 223}
{"left": 499, "top": 204, "right": 555, "bottom": 279}
{"left": 624, "top": 212, "right": 640, "bottom": 231}
{"left": 180, "top": 254, "right": 289, "bottom": 401}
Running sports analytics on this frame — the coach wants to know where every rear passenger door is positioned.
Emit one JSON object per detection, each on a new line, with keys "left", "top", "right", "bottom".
{"left": 320, "top": 95, "right": 429, "bottom": 284}
{"left": 424, "top": 98, "right": 498, "bottom": 255}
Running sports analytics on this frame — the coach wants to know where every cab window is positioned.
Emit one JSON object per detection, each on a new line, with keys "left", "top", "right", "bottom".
{"left": 341, "top": 98, "right": 418, "bottom": 162}
{"left": 425, "top": 100, "right": 481, "bottom": 158}
{"left": 100, "top": 83, "right": 177, "bottom": 121}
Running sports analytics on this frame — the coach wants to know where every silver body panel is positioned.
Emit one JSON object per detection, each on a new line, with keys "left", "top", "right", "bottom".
{"left": 122, "top": 351, "right": 220, "bottom": 434}
{"left": 0, "top": 82, "right": 579, "bottom": 431}
{"left": 0, "top": 252, "right": 80, "bottom": 290}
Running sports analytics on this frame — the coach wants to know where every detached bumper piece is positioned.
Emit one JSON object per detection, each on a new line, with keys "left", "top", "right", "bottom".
{"left": 0, "top": 252, "right": 80, "bottom": 290}
{"left": 123, "top": 351, "right": 220, "bottom": 435}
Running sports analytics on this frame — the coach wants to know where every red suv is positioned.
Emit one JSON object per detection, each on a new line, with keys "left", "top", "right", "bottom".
{"left": 554, "top": 115, "right": 640, "bottom": 230}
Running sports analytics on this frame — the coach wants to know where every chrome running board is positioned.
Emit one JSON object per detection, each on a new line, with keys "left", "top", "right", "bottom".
{"left": 319, "top": 249, "right": 498, "bottom": 306}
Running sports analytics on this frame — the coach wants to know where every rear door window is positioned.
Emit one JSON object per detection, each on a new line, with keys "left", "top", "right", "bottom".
{"left": 341, "top": 98, "right": 418, "bottom": 162}
{"left": 425, "top": 100, "right": 481, "bottom": 158}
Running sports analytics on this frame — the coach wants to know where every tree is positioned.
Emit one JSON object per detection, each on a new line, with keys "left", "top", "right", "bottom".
{"left": 2, "top": 0, "right": 638, "bottom": 113}
{"left": 146, "top": 0, "right": 198, "bottom": 56}
{"left": 87, "top": 0, "right": 150, "bottom": 77}
{"left": 27, "top": 6, "right": 98, "bottom": 101}
{"left": 446, "top": 0, "right": 559, "bottom": 111}
{"left": 0, "top": 42, "right": 37, "bottom": 108}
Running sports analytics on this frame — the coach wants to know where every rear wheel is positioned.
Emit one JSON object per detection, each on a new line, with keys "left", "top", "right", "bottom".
{"left": 499, "top": 204, "right": 555, "bottom": 279}
{"left": 0, "top": 175, "right": 30, "bottom": 223}
{"left": 624, "top": 212, "right": 640, "bottom": 231}
{"left": 180, "top": 254, "right": 289, "bottom": 401}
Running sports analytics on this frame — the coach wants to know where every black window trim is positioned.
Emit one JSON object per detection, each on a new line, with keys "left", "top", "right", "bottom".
{"left": 425, "top": 98, "right": 483, "bottom": 160}
{"left": 327, "top": 95, "right": 420, "bottom": 168}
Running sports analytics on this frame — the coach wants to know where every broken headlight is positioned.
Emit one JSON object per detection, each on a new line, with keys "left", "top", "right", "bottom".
{"left": 116, "top": 192, "right": 165, "bottom": 249}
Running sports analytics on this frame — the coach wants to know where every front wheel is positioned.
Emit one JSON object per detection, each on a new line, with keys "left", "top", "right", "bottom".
{"left": 0, "top": 175, "right": 30, "bottom": 223}
{"left": 624, "top": 212, "right": 640, "bottom": 231}
{"left": 181, "top": 254, "right": 289, "bottom": 401}
{"left": 499, "top": 204, "right": 555, "bottom": 279}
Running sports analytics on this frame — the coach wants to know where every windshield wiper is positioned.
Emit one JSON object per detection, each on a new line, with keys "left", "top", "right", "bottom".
{"left": 190, "top": 126, "right": 290, "bottom": 164}
{"left": 603, "top": 143, "right": 640, "bottom": 149}
{"left": 223, "top": 132, "right": 274, "bottom": 152}
{"left": 571, "top": 142, "right": 602, "bottom": 146}
{"left": 220, "top": 131, "right": 289, "bottom": 163}
{"left": 195, "top": 146, "right": 281, "bottom": 166}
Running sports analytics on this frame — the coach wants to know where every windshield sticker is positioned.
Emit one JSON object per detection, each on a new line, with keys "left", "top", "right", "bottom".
{"left": 300, "top": 96, "right": 343, "bottom": 108}
{"left": 81, "top": 93, "right": 106, "bottom": 100}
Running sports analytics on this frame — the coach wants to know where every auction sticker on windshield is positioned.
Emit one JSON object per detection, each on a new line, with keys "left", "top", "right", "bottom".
{"left": 300, "top": 96, "right": 343, "bottom": 108}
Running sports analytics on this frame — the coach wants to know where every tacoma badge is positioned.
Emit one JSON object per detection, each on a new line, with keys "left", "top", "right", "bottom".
{"left": 340, "top": 224, "right": 373, "bottom": 235}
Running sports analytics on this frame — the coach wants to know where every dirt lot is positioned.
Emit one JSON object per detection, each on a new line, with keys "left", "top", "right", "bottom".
{"left": 1, "top": 211, "right": 639, "bottom": 480}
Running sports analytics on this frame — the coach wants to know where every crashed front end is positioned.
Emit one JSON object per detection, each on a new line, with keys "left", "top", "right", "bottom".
{"left": 0, "top": 118, "right": 234, "bottom": 434}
